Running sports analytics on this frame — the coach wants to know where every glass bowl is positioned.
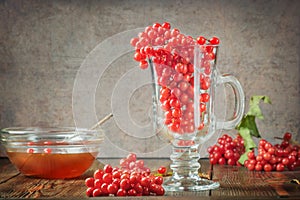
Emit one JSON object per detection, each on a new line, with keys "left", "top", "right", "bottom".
{"left": 0, "top": 127, "right": 104, "bottom": 179}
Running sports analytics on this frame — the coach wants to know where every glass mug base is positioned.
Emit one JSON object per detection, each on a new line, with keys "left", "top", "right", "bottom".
{"left": 161, "top": 137, "right": 220, "bottom": 191}
{"left": 163, "top": 175, "right": 220, "bottom": 191}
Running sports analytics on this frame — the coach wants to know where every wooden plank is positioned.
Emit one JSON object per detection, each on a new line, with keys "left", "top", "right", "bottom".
{"left": 211, "top": 164, "right": 278, "bottom": 198}
{"left": 0, "top": 159, "right": 98, "bottom": 199}
{"left": 0, "top": 170, "right": 88, "bottom": 199}
{"left": 265, "top": 171, "right": 300, "bottom": 198}
{"left": 0, "top": 158, "right": 21, "bottom": 184}
{"left": 0, "top": 158, "right": 299, "bottom": 199}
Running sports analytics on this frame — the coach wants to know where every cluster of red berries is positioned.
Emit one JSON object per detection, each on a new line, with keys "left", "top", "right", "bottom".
{"left": 119, "top": 153, "right": 151, "bottom": 174}
{"left": 85, "top": 153, "right": 165, "bottom": 197}
{"left": 207, "top": 134, "right": 245, "bottom": 166}
{"left": 131, "top": 22, "right": 220, "bottom": 134}
{"left": 244, "top": 132, "right": 300, "bottom": 172}
{"left": 208, "top": 132, "right": 300, "bottom": 172}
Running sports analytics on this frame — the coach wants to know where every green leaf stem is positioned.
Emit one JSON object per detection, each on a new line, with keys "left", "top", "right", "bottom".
{"left": 236, "top": 95, "right": 271, "bottom": 164}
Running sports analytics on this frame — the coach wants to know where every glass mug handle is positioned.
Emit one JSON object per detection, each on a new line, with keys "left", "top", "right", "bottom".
{"left": 216, "top": 74, "right": 245, "bottom": 130}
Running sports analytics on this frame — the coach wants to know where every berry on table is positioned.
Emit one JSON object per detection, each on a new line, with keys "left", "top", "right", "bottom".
{"left": 157, "top": 166, "right": 167, "bottom": 174}
{"left": 84, "top": 153, "right": 165, "bottom": 197}
{"left": 208, "top": 132, "right": 299, "bottom": 172}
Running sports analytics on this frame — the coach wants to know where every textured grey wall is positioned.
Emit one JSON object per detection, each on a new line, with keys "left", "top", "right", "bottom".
{"left": 0, "top": 0, "right": 299, "bottom": 157}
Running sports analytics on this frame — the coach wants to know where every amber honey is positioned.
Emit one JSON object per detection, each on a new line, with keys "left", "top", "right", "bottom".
{"left": 7, "top": 151, "right": 96, "bottom": 179}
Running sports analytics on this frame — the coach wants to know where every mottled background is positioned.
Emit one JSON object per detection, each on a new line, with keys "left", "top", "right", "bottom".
{"left": 0, "top": 0, "right": 299, "bottom": 157}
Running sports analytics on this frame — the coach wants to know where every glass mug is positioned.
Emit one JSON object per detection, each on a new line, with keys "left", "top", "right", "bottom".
{"left": 149, "top": 44, "right": 245, "bottom": 191}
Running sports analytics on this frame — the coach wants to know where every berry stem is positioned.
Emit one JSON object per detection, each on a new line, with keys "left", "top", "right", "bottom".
{"left": 90, "top": 113, "right": 113, "bottom": 130}
{"left": 274, "top": 136, "right": 284, "bottom": 140}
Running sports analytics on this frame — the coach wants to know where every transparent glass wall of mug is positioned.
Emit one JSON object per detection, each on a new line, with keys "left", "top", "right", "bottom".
{"left": 150, "top": 43, "right": 244, "bottom": 191}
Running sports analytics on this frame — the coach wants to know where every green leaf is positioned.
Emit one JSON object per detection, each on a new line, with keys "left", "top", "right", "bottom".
{"left": 247, "top": 96, "right": 271, "bottom": 119}
{"left": 238, "top": 127, "right": 257, "bottom": 164}
{"left": 237, "top": 115, "right": 260, "bottom": 137}
{"left": 236, "top": 95, "right": 271, "bottom": 138}
{"left": 239, "top": 151, "right": 250, "bottom": 165}
{"left": 239, "top": 127, "right": 257, "bottom": 150}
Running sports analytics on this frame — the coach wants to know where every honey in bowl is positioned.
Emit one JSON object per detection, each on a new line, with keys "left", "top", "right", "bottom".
{"left": 0, "top": 127, "right": 103, "bottom": 179}
{"left": 7, "top": 151, "right": 96, "bottom": 179}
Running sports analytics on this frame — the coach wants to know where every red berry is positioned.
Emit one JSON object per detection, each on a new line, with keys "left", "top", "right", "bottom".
{"left": 276, "top": 163, "right": 285, "bottom": 172}
{"left": 157, "top": 166, "right": 167, "bottom": 174}
{"left": 43, "top": 148, "right": 52, "bottom": 154}
{"left": 139, "top": 60, "right": 148, "bottom": 69}
{"left": 170, "top": 28, "right": 180, "bottom": 37}
{"left": 116, "top": 188, "right": 127, "bottom": 196}
{"left": 162, "top": 22, "right": 171, "bottom": 29}
{"left": 247, "top": 151, "right": 255, "bottom": 159}
{"left": 152, "top": 22, "right": 161, "bottom": 28}
{"left": 140, "top": 176, "right": 151, "bottom": 187}
{"left": 209, "top": 157, "right": 217, "bottom": 165}
{"left": 107, "top": 183, "right": 119, "bottom": 195}
{"left": 224, "top": 149, "right": 234, "bottom": 159}
{"left": 92, "top": 188, "right": 103, "bottom": 197}
{"left": 120, "top": 178, "right": 131, "bottom": 190}
{"left": 264, "top": 164, "right": 272, "bottom": 172}
{"left": 283, "top": 132, "right": 292, "bottom": 141}
{"left": 100, "top": 183, "right": 109, "bottom": 194}
{"left": 172, "top": 108, "right": 182, "bottom": 118}
{"left": 247, "top": 163, "right": 255, "bottom": 171}
{"left": 134, "top": 52, "right": 143, "bottom": 62}
{"left": 168, "top": 121, "right": 180, "bottom": 132}
{"left": 93, "top": 169, "right": 104, "bottom": 179}
{"left": 209, "top": 36, "right": 220, "bottom": 45}
{"left": 103, "top": 164, "right": 113, "bottom": 173}
{"left": 119, "top": 158, "right": 129, "bottom": 168}
{"left": 201, "top": 93, "right": 210, "bottom": 102}
{"left": 127, "top": 153, "right": 137, "bottom": 162}
{"left": 128, "top": 188, "right": 137, "bottom": 196}
{"left": 263, "top": 153, "right": 271, "bottom": 161}
{"left": 178, "top": 81, "right": 189, "bottom": 92}
{"left": 112, "top": 171, "right": 121, "bottom": 179}
{"left": 268, "top": 147, "right": 275, "bottom": 155}
{"left": 218, "top": 157, "right": 226, "bottom": 165}
{"left": 169, "top": 98, "right": 181, "bottom": 108}
{"left": 142, "top": 187, "right": 150, "bottom": 196}
{"left": 255, "top": 163, "right": 263, "bottom": 171}
{"left": 281, "top": 158, "right": 289, "bottom": 165}
{"left": 94, "top": 179, "right": 103, "bottom": 188}
{"left": 154, "top": 176, "right": 163, "bottom": 185}
{"left": 102, "top": 173, "right": 113, "bottom": 184}
{"left": 85, "top": 177, "right": 95, "bottom": 188}
{"left": 155, "top": 185, "right": 165, "bottom": 196}
{"left": 197, "top": 36, "right": 206, "bottom": 45}
{"left": 133, "top": 183, "right": 143, "bottom": 194}
{"left": 86, "top": 187, "right": 94, "bottom": 197}
{"left": 27, "top": 148, "right": 34, "bottom": 153}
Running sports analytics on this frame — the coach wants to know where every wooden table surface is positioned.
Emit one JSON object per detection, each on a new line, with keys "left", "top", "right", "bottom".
{"left": 0, "top": 157, "right": 299, "bottom": 199}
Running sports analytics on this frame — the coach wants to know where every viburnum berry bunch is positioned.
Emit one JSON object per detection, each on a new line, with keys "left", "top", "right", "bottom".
{"left": 208, "top": 132, "right": 300, "bottom": 172}
{"left": 207, "top": 96, "right": 299, "bottom": 172}
{"left": 244, "top": 132, "right": 300, "bottom": 172}
{"left": 85, "top": 153, "right": 165, "bottom": 197}
{"left": 207, "top": 134, "right": 245, "bottom": 166}
{"left": 131, "top": 22, "right": 220, "bottom": 134}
